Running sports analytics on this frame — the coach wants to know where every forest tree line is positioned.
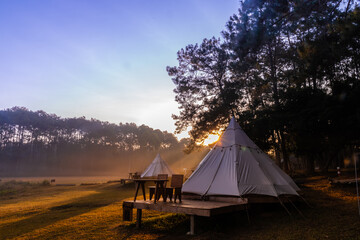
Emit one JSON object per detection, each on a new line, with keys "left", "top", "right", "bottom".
{"left": 168, "top": 0, "right": 360, "bottom": 173}
{"left": 0, "top": 107, "right": 201, "bottom": 177}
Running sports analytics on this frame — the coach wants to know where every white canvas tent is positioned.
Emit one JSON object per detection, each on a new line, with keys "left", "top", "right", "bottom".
{"left": 141, "top": 153, "right": 173, "bottom": 178}
{"left": 182, "top": 117, "right": 300, "bottom": 197}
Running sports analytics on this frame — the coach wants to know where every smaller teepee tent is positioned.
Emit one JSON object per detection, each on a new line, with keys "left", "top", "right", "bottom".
{"left": 141, "top": 154, "right": 173, "bottom": 178}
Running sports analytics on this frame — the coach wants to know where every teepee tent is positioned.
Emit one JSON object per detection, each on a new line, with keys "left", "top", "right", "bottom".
{"left": 182, "top": 117, "right": 300, "bottom": 197}
{"left": 141, "top": 154, "right": 173, "bottom": 178}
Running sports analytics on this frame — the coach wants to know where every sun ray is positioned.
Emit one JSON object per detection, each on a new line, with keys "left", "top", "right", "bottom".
{"left": 203, "top": 134, "right": 220, "bottom": 146}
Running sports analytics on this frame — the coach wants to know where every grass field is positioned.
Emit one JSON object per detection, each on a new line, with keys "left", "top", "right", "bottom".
{"left": 1, "top": 176, "right": 360, "bottom": 239}
{"left": 0, "top": 176, "right": 123, "bottom": 185}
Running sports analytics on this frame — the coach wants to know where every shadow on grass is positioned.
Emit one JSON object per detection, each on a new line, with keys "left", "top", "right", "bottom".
{"left": 0, "top": 183, "right": 132, "bottom": 239}
{"left": 117, "top": 214, "right": 189, "bottom": 239}
{"left": 118, "top": 210, "right": 253, "bottom": 240}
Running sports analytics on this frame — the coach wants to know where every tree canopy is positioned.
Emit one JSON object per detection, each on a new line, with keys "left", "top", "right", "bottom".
{"left": 168, "top": 0, "right": 360, "bottom": 172}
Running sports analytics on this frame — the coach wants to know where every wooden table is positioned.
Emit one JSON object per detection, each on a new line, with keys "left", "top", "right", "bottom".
{"left": 133, "top": 179, "right": 168, "bottom": 203}
{"left": 153, "top": 179, "right": 168, "bottom": 203}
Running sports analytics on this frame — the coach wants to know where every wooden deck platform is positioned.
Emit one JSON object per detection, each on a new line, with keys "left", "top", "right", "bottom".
{"left": 330, "top": 178, "right": 360, "bottom": 185}
{"left": 126, "top": 199, "right": 247, "bottom": 217}
{"left": 123, "top": 199, "right": 248, "bottom": 235}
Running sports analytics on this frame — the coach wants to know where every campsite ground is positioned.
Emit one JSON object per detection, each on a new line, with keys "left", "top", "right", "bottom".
{"left": 1, "top": 175, "right": 360, "bottom": 240}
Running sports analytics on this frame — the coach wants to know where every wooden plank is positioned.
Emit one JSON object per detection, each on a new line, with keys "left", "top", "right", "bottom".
{"left": 208, "top": 196, "right": 248, "bottom": 204}
{"left": 330, "top": 178, "right": 359, "bottom": 184}
{"left": 127, "top": 199, "right": 247, "bottom": 217}
{"left": 182, "top": 195, "right": 248, "bottom": 204}
{"left": 133, "top": 201, "right": 209, "bottom": 216}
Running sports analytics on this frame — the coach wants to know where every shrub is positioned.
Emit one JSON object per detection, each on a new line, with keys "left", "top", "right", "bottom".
{"left": 41, "top": 180, "right": 50, "bottom": 186}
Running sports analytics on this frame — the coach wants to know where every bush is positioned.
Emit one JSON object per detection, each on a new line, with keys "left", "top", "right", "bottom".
{"left": 41, "top": 180, "right": 50, "bottom": 186}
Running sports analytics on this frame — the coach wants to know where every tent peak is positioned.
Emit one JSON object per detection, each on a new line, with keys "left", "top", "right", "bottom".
{"left": 227, "top": 117, "right": 242, "bottom": 130}
{"left": 140, "top": 153, "right": 173, "bottom": 178}
{"left": 216, "top": 118, "right": 257, "bottom": 148}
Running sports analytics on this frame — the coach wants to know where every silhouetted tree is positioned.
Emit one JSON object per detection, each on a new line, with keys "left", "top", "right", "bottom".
{"left": 168, "top": 0, "right": 360, "bottom": 173}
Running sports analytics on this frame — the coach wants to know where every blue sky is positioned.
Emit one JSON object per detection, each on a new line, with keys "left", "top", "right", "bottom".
{"left": 0, "top": 0, "right": 239, "bottom": 138}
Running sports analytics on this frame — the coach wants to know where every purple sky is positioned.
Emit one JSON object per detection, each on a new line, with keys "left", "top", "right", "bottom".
{"left": 0, "top": 0, "right": 239, "bottom": 139}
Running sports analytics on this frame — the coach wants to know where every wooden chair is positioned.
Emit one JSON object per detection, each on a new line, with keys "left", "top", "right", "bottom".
{"left": 165, "top": 174, "right": 184, "bottom": 203}
{"left": 129, "top": 172, "right": 140, "bottom": 179}
{"left": 149, "top": 174, "right": 168, "bottom": 201}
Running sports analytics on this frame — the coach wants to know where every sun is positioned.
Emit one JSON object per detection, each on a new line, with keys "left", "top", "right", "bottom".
{"left": 203, "top": 134, "right": 220, "bottom": 146}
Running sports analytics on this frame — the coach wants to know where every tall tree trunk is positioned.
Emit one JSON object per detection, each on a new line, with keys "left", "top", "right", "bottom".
{"left": 271, "top": 131, "right": 282, "bottom": 167}
{"left": 306, "top": 155, "right": 315, "bottom": 175}
{"left": 276, "top": 129, "right": 289, "bottom": 172}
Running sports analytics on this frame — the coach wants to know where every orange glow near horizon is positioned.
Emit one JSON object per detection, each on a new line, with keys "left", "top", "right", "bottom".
{"left": 203, "top": 134, "right": 220, "bottom": 146}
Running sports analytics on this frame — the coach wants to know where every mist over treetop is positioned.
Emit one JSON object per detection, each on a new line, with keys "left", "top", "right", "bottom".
{"left": 0, "top": 106, "right": 184, "bottom": 149}
{"left": 0, "top": 107, "right": 206, "bottom": 177}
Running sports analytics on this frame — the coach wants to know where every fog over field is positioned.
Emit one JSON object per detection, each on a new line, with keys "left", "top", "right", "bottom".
{"left": 0, "top": 108, "right": 208, "bottom": 178}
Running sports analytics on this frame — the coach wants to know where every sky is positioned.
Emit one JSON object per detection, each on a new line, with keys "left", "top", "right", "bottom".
{"left": 0, "top": 0, "right": 239, "bottom": 139}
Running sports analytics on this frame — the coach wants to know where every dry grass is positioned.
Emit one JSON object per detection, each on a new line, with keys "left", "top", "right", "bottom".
{"left": 0, "top": 181, "right": 133, "bottom": 239}
{"left": 1, "top": 177, "right": 360, "bottom": 239}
